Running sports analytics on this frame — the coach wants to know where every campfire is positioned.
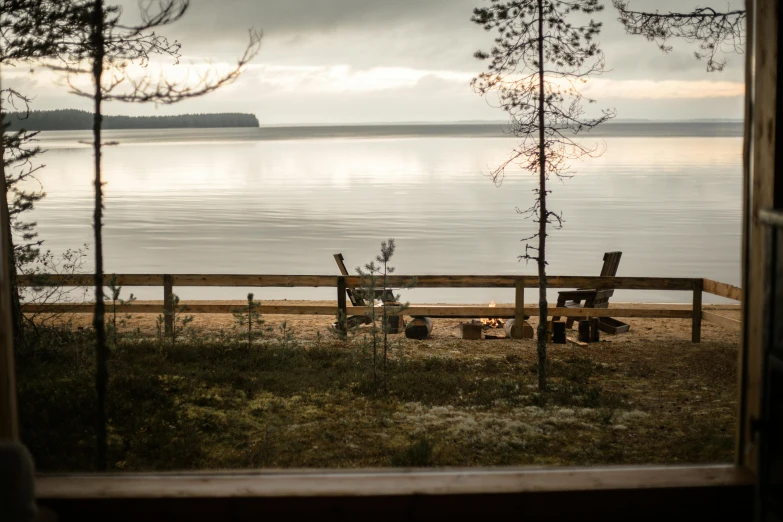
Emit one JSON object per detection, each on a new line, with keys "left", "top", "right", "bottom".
{"left": 479, "top": 301, "right": 505, "bottom": 329}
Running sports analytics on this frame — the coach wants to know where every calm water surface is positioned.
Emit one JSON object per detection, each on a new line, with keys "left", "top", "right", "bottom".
{"left": 27, "top": 126, "right": 742, "bottom": 304}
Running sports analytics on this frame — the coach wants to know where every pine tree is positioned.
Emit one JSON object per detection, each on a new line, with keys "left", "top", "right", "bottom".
{"left": 44, "top": 0, "right": 260, "bottom": 470}
{"left": 472, "top": 0, "right": 614, "bottom": 390}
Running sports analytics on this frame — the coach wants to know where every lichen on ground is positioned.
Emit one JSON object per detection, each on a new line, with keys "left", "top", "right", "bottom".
{"left": 16, "top": 308, "right": 739, "bottom": 471}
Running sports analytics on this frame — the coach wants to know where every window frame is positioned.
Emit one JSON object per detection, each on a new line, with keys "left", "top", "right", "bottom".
{"left": 0, "top": 0, "right": 771, "bottom": 515}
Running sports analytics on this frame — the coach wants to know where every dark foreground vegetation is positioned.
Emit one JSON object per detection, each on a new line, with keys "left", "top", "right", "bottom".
{"left": 4, "top": 109, "right": 260, "bottom": 131}
{"left": 15, "top": 323, "right": 737, "bottom": 472}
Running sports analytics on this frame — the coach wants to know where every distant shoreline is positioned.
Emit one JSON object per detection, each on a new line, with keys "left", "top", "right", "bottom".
{"left": 251, "top": 121, "right": 744, "bottom": 138}
{"left": 4, "top": 109, "right": 260, "bottom": 131}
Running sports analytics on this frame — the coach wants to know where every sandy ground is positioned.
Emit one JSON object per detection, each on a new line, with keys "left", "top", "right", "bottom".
{"left": 58, "top": 300, "right": 741, "bottom": 356}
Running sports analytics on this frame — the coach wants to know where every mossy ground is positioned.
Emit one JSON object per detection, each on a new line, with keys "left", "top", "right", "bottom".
{"left": 15, "top": 312, "right": 738, "bottom": 472}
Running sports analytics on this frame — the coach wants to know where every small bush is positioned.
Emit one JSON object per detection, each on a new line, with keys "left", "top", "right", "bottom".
{"left": 391, "top": 437, "right": 435, "bottom": 467}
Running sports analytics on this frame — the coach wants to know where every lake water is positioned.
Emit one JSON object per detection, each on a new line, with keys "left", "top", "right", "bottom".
{"left": 25, "top": 123, "right": 743, "bottom": 304}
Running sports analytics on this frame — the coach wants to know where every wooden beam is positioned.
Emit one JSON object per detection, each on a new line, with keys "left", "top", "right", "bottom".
{"left": 514, "top": 279, "right": 525, "bottom": 338}
{"left": 349, "top": 276, "right": 696, "bottom": 290}
{"left": 163, "top": 275, "right": 173, "bottom": 338}
{"left": 402, "top": 307, "right": 693, "bottom": 319}
{"left": 17, "top": 274, "right": 163, "bottom": 287}
{"left": 172, "top": 275, "right": 339, "bottom": 287}
{"left": 34, "top": 465, "right": 752, "bottom": 500}
{"left": 703, "top": 311, "right": 742, "bottom": 329}
{"left": 337, "top": 277, "right": 346, "bottom": 337}
{"left": 16, "top": 274, "right": 699, "bottom": 291}
{"left": 703, "top": 279, "right": 742, "bottom": 301}
{"left": 20, "top": 303, "right": 694, "bottom": 319}
{"left": 21, "top": 304, "right": 335, "bottom": 315}
{"left": 692, "top": 279, "right": 703, "bottom": 343}
{"left": 744, "top": 0, "right": 777, "bottom": 472}
{"left": 738, "top": 0, "right": 755, "bottom": 469}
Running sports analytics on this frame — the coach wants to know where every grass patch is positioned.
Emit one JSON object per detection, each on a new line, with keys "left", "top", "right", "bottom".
{"left": 15, "top": 328, "right": 737, "bottom": 471}
{"left": 390, "top": 437, "right": 435, "bottom": 467}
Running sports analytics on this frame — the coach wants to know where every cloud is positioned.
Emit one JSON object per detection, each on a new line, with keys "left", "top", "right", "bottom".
{"left": 244, "top": 63, "right": 742, "bottom": 100}
{"left": 2, "top": 1, "right": 748, "bottom": 122}
{"left": 250, "top": 64, "right": 472, "bottom": 93}
{"left": 128, "top": 0, "right": 746, "bottom": 81}
{"left": 583, "top": 79, "right": 744, "bottom": 99}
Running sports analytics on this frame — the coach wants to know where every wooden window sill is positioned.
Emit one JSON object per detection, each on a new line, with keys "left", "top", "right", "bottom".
{"left": 35, "top": 464, "right": 754, "bottom": 499}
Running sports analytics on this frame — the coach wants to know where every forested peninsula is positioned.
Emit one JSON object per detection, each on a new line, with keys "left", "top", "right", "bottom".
{"left": 3, "top": 109, "right": 259, "bottom": 131}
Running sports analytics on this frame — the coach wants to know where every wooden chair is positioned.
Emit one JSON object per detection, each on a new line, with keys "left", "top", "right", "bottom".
{"left": 333, "top": 253, "right": 395, "bottom": 304}
{"left": 333, "top": 253, "right": 400, "bottom": 330}
{"left": 552, "top": 251, "right": 630, "bottom": 334}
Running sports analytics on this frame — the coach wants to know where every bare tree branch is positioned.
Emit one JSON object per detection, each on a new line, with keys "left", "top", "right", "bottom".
{"left": 612, "top": 0, "right": 746, "bottom": 72}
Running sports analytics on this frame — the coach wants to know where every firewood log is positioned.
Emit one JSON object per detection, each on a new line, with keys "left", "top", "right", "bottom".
{"left": 405, "top": 317, "right": 433, "bottom": 340}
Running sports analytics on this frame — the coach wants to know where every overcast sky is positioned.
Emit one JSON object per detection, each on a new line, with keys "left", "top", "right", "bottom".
{"left": 3, "top": 0, "right": 746, "bottom": 124}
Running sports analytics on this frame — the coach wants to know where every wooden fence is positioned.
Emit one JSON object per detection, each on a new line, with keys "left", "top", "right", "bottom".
{"left": 17, "top": 275, "right": 742, "bottom": 343}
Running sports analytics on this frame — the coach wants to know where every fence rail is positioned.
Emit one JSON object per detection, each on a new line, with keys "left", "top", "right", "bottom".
{"left": 703, "top": 278, "right": 742, "bottom": 301}
{"left": 19, "top": 303, "right": 697, "bottom": 319}
{"left": 18, "top": 274, "right": 743, "bottom": 343}
{"left": 18, "top": 274, "right": 700, "bottom": 290}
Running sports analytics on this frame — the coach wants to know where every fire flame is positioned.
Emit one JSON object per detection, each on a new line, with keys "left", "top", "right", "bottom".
{"left": 479, "top": 301, "right": 505, "bottom": 329}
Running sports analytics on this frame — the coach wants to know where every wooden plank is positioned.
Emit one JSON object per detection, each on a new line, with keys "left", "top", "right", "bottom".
{"left": 744, "top": 0, "right": 777, "bottom": 472}
{"left": 345, "top": 276, "right": 695, "bottom": 291}
{"left": 600, "top": 251, "right": 623, "bottom": 277}
{"left": 16, "top": 274, "right": 340, "bottom": 288}
{"left": 703, "top": 279, "right": 743, "bottom": 301}
{"left": 15, "top": 274, "right": 697, "bottom": 291}
{"left": 20, "top": 303, "right": 694, "bottom": 319}
{"left": 514, "top": 279, "right": 525, "bottom": 338}
{"left": 334, "top": 254, "right": 363, "bottom": 306}
{"left": 17, "top": 274, "right": 163, "bottom": 287}
{"left": 738, "top": 0, "right": 754, "bottom": 467}
{"left": 172, "top": 275, "right": 338, "bottom": 287}
{"left": 703, "top": 311, "right": 742, "bottom": 330}
{"left": 34, "top": 484, "right": 756, "bottom": 522}
{"left": 21, "top": 304, "right": 335, "bottom": 315}
{"left": 402, "top": 307, "right": 693, "bottom": 319}
{"left": 334, "top": 254, "right": 350, "bottom": 276}
{"left": 163, "top": 275, "right": 173, "bottom": 337}
{"left": 34, "top": 465, "right": 752, "bottom": 500}
{"left": 692, "top": 279, "right": 703, "bottom": 343}
{"left": 337, "top": 277, "right": 347, "bottom": 337}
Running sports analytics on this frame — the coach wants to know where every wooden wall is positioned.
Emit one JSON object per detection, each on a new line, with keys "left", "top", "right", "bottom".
{"left": 744, "top": 0, "right": 778, "bottom": 472}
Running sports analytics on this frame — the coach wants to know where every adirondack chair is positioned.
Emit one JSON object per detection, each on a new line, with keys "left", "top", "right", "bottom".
{"left": 333, "top": 253, "right": 400, "bottom": 331}
{"left": 552, "top": 251, "right": 630, "bottom": 334}
{"left": 333, "top": 253, "right": 395, "bottom": 304}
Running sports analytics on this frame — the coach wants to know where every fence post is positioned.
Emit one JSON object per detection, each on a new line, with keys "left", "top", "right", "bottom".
{"left": 692, "top": 278, "right": 703, "bottom": 343}
{"left": 337, "top": 276, "right": 347, "bottom": 338}
{"left": 163, "top": 274, "right": 173, "bottom": 338}
{"left": 513, "top": 278, "right": 525, "bottom": 338}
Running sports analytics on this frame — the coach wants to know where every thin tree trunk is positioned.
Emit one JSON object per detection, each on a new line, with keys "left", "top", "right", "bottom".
{"left": 372, "top": 279, "right": 377, "bottom": 389}
{"left": 5, "top": 238, "right": 23, "bottom": 350}
{"left": 383, "top": 264, "right": 387, "bottom": 386}
{"left": 536, "top": 0, "right": 548, "bottom": 391}
{"left": 0, "top": 72, "right": 19, "bottom": 441}
{"left": 0, "top": 97, "right": 26, "bottom": 352}
{"left": 91, "top": 0, "right": 108, "bottom": 472}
